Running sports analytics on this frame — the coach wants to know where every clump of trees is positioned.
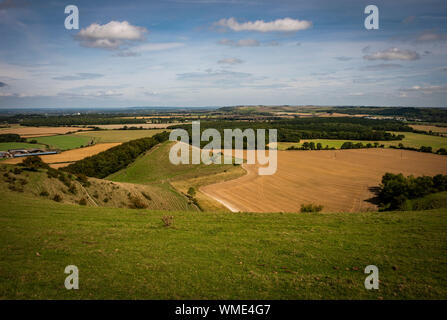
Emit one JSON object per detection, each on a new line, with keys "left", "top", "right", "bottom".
{"left": 378, "top": 173, "right": 447, "bottom": 210}
{"left": 63, "top": 131, "right": 169, "bottom": 178}
{"left": 287, "top": 141, "right": 384, "bottom": 151}
{"left": 389, "top": 144, "right": 447, "bottom": 156}
{"left": 172, "top": 117, "right": 410, "bottom": 148}
{"left": 20, "top": 156, "right": 49, "bottom": 171}
{"left": 300, "top": 203, "right": 324, "bottom": 213}
{"left": 340, "top": 142, "right": 382, "bottom": 149}
{"left": 0, "top": 134, "right": 25, "bottom": 143}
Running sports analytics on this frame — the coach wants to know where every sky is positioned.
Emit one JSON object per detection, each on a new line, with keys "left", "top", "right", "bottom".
{"left": 0, "top": 0, "right": 447, "bottom": 108}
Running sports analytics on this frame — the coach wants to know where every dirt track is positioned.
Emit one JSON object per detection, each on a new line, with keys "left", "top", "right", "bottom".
{"left": 201, "top": 149, "right": 447, "bottom": 213}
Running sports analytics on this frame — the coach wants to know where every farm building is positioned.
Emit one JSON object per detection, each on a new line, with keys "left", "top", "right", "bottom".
{"left": 6, "top": 148, "right": 59, "bottom": 158}
{"left": 0, "top": 151, "right": 12, "bottom": 159}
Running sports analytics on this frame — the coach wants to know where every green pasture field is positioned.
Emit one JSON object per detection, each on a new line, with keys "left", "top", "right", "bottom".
{"left": 276, "top": 132, "right": 447, "bottom": 151}
{"left": 28, "top": 135, "right": 92, "bottom": 151}
{"left": 0, "top": 142, "right": 47, "bottom": 151}
{"left": 76, "top": 129, "right": 167, "bottom": 143}
{"left": 107, "top": 141, "right": 241, "bottom": 185}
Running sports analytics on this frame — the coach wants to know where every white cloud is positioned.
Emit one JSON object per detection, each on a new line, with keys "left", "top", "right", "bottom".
{"left": 218, "top": 58, "right": 244, "bottom": 65}
{"left": 215, "top": 17, "right": 312, "bottom": 32}
{"left": 177, "top": 69, "right": 252, "bottom": 85}
{"left": 59, "top": 90, "right": 123, "bottom": 97}
{"left": 363, "top": 48, "right": 420, "bottom": 61}
{"left": 416, "top": 30, "right": 447, "bottom": 42}
{"left": 52, "top": 73, "right": 103, "bottom": 81}
{"left": 116, "top": 42, "right": 184, "bottom": 57}
{"left": 134, "top": 42, "right": 184, "bottom": 52}
{"left": 400, "top": 84, "right": 447, "bottom": 94}
{"left": 362, "top": 64, "right": 403, "bottom": 71}
{"left": 75, "top": 21, "right": 147, "bottom": 49}
{"left": 218, "top": 38, "right": 260, "bottom": 47}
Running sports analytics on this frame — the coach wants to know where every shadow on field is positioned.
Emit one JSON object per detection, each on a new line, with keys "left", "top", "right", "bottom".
{"left": 365, "top": 186, "right": 381, "bottom": 206}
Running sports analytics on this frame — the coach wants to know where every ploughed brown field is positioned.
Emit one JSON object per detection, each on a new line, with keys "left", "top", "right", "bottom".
{"left": 0, "top": 125, "right": 92, "bottom": 138}
{"left": 2, "top": 143, "right": 120, "bottom": 168}
{"left": 201, "top": 149, "right": 447, "bottom": 213}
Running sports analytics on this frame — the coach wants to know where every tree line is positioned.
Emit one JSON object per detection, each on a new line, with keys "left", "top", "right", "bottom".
{"left": 332, "top": 107, "right": 447, "bottom": 123}
{"left": 63, "top": 131, "right": 169, "bottom": 178}
{"left": 0, "top": 134, "right": 26, "bottom": 143}
{"left": 171, "top": 118, "right": 410, "bottom": 146}
{"left": 378, "top": 173, "right": 447, "bottom": 210}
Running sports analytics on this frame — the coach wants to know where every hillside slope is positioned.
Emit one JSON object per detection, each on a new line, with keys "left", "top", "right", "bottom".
{"left": 0, "top": 164, "right": 196, "bottom": 211}
{"left": 0, "top": 189, "right": 446, "bottom": 299}
{"left": 107, "top": 141, "right": 246, "bottom": 211}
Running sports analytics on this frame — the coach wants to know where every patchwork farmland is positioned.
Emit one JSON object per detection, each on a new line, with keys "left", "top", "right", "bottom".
{"left": 1, "top": 106, "right": 447, "bottom": 300}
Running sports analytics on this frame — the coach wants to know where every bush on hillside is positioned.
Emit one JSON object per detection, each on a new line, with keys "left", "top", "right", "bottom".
{"left": 53, "top": 194, "right": 63, "bottom": 202}
{"left": 128, "top": 196, "right": 147, "bottom": 209}
{"left": 300, "top": 204, "right": 324, "bottom": 213}
{"left": 20, "top": 156, "right": 49, "bottom": 171}
{"left": 162, "top": 215, "right": 174, "bottom": 227}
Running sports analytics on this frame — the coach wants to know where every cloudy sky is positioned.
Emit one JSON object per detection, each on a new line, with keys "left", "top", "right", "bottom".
{"left": 0, "top": 0, "right": 447, "bottom": 108}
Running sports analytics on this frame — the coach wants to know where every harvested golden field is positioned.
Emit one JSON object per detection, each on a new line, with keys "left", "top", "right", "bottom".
{"left": 0, "top": 125, "right": 92, "bottom": 138}
{"left": 201, "top": 149, "right": 447, "bottom": 213}
{"left": 2, "top": 143, "right": 120, "bottom": 167}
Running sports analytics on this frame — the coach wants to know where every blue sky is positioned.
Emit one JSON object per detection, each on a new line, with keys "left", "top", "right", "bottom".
{"left": 0, "top": 0, "right": 447, "bottom": 108}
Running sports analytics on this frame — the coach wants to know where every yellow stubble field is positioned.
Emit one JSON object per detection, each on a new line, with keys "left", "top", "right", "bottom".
{"left": 0, "top": 125, "right": 92, "bottom": 138}
{"left": 201, "top": 148, "right": 447, "bottom": 213}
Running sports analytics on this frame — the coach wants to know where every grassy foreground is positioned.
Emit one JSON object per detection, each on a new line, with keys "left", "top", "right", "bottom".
{"left": 0, "top": 191, "right": 446, "bottom": 299}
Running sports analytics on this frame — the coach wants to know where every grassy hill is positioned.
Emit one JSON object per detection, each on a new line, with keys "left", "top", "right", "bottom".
{"left": 0, "top": 187, "right": 446, "bottom": 299}
{"left": 402, "top": 191, "right": 447, "bottom": 211}
{"left": 107, "top": 141, "right": 245, "bottom": 211}
{"left": 0, "top": 164, "right": 196, "bottom": 212}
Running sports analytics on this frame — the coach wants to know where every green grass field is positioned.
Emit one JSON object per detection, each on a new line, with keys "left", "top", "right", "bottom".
{"left": 76, "top": 129, "right": 167, "bottom": 143}
{"left": 0, "top": 189, "right": 446, "bottom": 299}
{"left": 387, "top": 132, "right": 447, "bottom": 150}
{"left": 28, "top": 135, "right": 92, "bottom": 151}
{"left": 276, "top": 132, "right": 447, "bottom": 151}
{"left": 0, "top": 142, "right": 47, "bottom": 151}
{"left": 275, "top": 140, "right": 373, "bottom": 150}
{"left": 107, "top": 141, "right": 245, "bottom": 211}
{"left": 108, "top": 141, "right": 241, "bottom": 184}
